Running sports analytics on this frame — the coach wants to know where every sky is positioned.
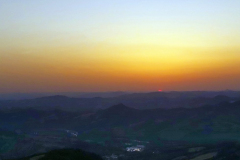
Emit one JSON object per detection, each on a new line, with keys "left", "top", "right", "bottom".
{"left": 1, "top": 0, "right": 240, "bottom": 93}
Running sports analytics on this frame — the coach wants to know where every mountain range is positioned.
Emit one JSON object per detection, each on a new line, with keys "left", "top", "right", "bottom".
{"left": 1, "top": 91, "right": 240, "bottom": 112}
{"left": 1, "top": 91, "right": 240, "bottom": 159}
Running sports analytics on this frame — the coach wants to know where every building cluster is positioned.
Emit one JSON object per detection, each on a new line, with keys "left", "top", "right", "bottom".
{"left": 103, "top": 154, "right": 122, "bottom": 160}
{"left": 126, "top": 145, "right": 145, "bottom": 152}
{"left": 66, "top": 130, "right": 78, "bottom": 137}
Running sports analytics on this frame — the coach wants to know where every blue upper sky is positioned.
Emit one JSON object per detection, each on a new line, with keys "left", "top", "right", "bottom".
{"left": 1, "top": 0, "right": 240, "bottom": 46}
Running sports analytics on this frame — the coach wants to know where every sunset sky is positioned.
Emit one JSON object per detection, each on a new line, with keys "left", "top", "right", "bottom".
{"left": 1, "top": 0, "right": 240, "bottom": 93}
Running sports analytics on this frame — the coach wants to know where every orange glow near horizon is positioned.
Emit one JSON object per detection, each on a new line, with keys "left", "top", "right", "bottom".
{"left": 1, "top": 1, "right": 240, "bottom": 93}
{"left": 1, "top": 44, "right": 240, "bottom": 93}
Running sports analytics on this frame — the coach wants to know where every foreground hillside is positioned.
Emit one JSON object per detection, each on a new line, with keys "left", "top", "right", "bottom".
{"left": 6, "top": 142, "right": 240, "bottom": 160}
{"left": 8, "top": 149, "right": 103, "bottom": 160}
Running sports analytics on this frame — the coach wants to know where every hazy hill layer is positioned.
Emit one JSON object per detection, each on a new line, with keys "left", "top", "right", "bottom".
{"left": 1, "top": 91, "right": 239, "bottom": 111}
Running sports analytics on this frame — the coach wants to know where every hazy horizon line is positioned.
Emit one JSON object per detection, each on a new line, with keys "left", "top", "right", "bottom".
{"left": 0, "top": 89, "right": 239, "bottom": 95}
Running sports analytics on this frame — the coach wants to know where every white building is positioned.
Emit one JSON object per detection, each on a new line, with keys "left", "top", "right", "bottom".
{"left": 126, "top": 145, "right": 145, "bottom": 152}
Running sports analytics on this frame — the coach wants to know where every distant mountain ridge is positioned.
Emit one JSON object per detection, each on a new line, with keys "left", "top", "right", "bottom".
{"left": 1, "top": 91, "right": 240, "bottom": 111}
{"left": 0, "top": 91, "right": 129, "bottom": 100}
{"left": 2, "top": 100, "right": 240, "bottom": 132}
